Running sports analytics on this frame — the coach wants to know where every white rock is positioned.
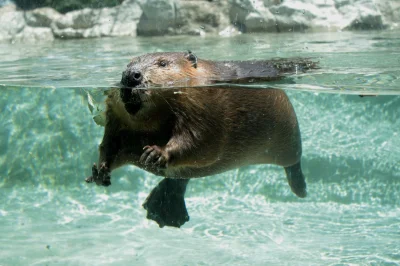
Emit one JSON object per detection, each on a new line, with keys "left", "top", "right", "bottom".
{"left": 52, "top": 2, "right": 141, "bottom": 39}
{"left": 14, "top": 26, "right": 54, "bottom": 42}
{"left": 136, "top": 0, "right": 176, "bottom": 35}
{"left": 1, "top": 0, "right": 399, "bottom": 42}
{"left": 24, "top": 8, "right": 62, "bottom": 27}
{"left": 336, "top": 0, "right": 387, "bottom": 30}
{"left": 269, "top": 0, "right": 343, "bottom": 32}
{"left": 244, "top": 11, "right": 276, "bottom": 32}
{"left": 219, "top": 25, "right": 242, "bottom": 37}
{"left": 230, "top": 0, "right": 391, "bottom": 32}
{"left": 53, "top": 8, "right": 97, "bottom": 30}
{"left": 0, "top": 4, "right": 25, "bottom": 42}
{"left": 175, "top": 1, "right": 230, "bottom": 36}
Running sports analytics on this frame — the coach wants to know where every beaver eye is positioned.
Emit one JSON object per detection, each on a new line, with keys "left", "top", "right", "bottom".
{"left": 158, "top": 60, "right": 168, "bottom": 67}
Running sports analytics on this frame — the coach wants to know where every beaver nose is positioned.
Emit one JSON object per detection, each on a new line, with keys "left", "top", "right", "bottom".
{"left": 121, "top": 69, "right": 143, "bottom": 87}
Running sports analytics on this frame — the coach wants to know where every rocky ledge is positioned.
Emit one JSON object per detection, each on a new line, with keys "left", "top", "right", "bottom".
{"left": 0, "top": 0, "right": 399, "bottom": 43}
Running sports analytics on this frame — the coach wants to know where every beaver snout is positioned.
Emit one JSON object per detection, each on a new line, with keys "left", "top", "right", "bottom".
{"left": 121, "top": 68, "right": 143, "bottom": 87}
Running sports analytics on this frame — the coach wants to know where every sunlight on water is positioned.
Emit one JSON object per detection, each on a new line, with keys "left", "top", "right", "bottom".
{"left": 0, "top": 31, "right": 400, "bottom": 265}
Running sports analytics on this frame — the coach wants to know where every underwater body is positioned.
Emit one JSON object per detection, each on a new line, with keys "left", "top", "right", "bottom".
{"left": 0, "top": 31, "right": 399, "bottom": 265}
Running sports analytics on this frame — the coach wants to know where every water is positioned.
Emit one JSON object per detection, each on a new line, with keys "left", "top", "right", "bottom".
{"left": 0, "top": 31, "right": 399, "bottom": 265}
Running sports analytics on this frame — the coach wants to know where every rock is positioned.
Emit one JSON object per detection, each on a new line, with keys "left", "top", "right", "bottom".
{"left": 229, "top": 0, "right": 390, "bottom": 32}
{"left": 175, "top": 1, "right": 230, "bottom": 36}
{"left": 51, "top": 2, "right": 141, "bottom": 39}
{"left": 335, "top": 0, "right": 388, "bottom": 30}
{"left": 242, "top": 11, "right": 277, "bottom": 32}
{"left": 302, "top": 1, "right": 345, "bottom": 31}
{"left": 13, "top": 0, "right": 123, "bottom": 14}
{"left": 229, "top": 0, "right": 311, "bottom": 33}
{"left": 229, "top": 0, "right": 338, "bottom": 32}
{"left": 14, "top": 26, "right": 54, "bottom": 42}
{"left": 375, "top": 0, "right": 400, "bottom": 29}
{"left": 0, "top": 3, "right": 25, "bottom": 42}
{"left": 344, "top": 13, "right": 386, "bottom": 31}
{"left": 269, "top": 1, "right": 339, "bottom": 32}
{"left": 109, "top": 0, "right": 142, "bottom": 36}
{"left": 229, "top": 0, "right": 263, "bottom": 31}
{"left": 1, "top": 0, "right": 400, "bottom": 42}
{"left": 137, "top": 0, "right": 229, "bottom": 36}
{"left": 24, "top": 7, "right": 62, "bottom": 27}
{"left": 136, "top": 0, "right": 176, "bottom": 36}
{"left": 0, "top": 0, "right": 14, "bottom": 8}
{"left": 52, "top": 8, "right": 97, "bottom": 30}
{"left": 219, "top": 25, "right": 241, "bottom": 37}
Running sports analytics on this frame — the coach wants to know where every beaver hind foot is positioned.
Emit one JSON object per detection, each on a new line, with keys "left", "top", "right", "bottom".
{"left": 284, "top": 162, "right": 307, "bottom": 198}
{"left": 143, "top": 178, "right": 190, "bottom": 228}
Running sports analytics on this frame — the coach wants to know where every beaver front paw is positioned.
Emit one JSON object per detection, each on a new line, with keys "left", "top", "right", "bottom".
{"left": 85, "top": 162, "right": 111, "bottom": 186}
{"left": 139, "top": 145, "right": 167, "bottom": 169}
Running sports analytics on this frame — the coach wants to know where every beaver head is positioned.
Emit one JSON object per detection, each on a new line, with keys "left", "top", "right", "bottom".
{"left": 120, "top": 51, "right": 200, "bottom": 88}
{"left": 119, "top": 51, "right": 203, "bottom": 114}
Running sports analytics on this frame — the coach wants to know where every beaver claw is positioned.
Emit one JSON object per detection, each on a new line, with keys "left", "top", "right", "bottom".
{"left": 139, "top": 145, "right": 167, "bottom": 169}
{"left": 85, "top": 162, "right": 111, "bottom": 186}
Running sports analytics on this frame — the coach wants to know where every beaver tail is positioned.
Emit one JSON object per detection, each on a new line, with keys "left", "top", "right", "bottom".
{"left": 208, "top": 58, "right": 319, "bottom": 84}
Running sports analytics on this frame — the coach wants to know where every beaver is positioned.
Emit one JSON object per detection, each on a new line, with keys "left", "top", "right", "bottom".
{"left": 86, "top": 51, "right": 318, "bottom": 228}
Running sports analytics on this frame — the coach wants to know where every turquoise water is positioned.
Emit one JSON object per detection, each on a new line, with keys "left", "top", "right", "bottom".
{"left": 0, "top": 31, "right": 400, "bottom": 265}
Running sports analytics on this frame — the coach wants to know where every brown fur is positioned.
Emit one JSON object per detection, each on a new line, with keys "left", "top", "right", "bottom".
{"left": 86, "top": 51, "right": 315, "bottom": 227}
{"left": 103, "top": 86, "right": 301, "bottom": 178}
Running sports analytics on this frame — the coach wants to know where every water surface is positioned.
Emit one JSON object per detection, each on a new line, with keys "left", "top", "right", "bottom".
{"left": 0, "top": 31, "right": 399, "bottom": 265}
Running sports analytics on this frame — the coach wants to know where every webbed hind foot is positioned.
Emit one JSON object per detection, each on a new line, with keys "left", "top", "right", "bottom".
{"left": 143, "top": 178, "right": 190, "bottom": 228}
{"left": 284, "top": 162, "right": 307, "bottom": 198}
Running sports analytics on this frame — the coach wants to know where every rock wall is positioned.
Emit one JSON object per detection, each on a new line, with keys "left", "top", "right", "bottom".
{"left": 12, "top": 0, "right": 123, "bottom": 14}
{"left": 0, "top": 0, "right": 399, "bottom": 43}
{"left": 136, "top": 0, "right": 230, "bottom": 36}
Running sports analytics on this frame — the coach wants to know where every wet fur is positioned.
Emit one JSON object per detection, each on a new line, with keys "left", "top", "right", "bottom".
{"left": 87, "top": 52, "right": 315, "bottom": 227}
{"left": 103, "top": 86, "right": 301, "bottom": 178}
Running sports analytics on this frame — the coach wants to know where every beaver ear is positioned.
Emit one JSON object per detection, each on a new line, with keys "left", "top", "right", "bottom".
{"left": 184, "top": 50, "right": 197, "bottom": 68}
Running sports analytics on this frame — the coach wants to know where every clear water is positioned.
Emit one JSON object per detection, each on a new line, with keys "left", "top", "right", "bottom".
{"left": 0, "top": 31, "right": 399, "bottom": 265}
